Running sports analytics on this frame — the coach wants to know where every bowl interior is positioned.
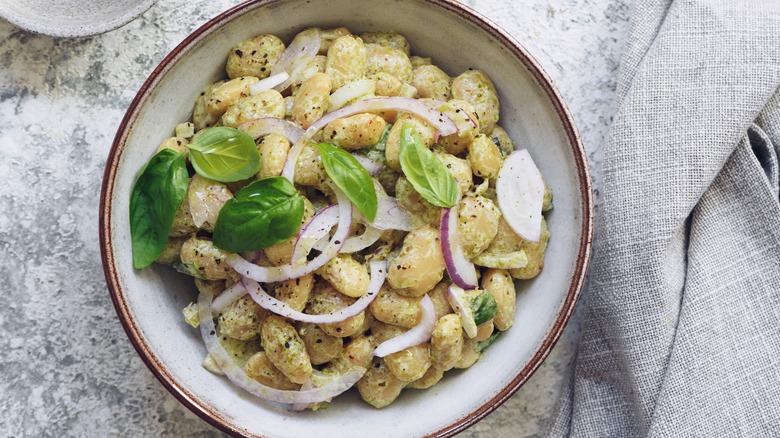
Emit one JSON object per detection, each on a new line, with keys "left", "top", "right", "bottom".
{"left": 102, "top": 0, "right": 590, "bottom": 436}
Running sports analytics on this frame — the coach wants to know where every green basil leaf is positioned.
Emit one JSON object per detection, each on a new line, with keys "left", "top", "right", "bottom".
{"left": 317, "top": 142, "right": 378, "bottom": 222}
{"left": 130, "top": 149, "right": 189, "bottom": 269}
{"left": 212, "top": 177, "right": 304, "bottom": 252}
{"left": 399, "top": 123, "right": 458, "bottom": 207}
{"left": 471, "top": 290, "right": 498, "bottom": 326}
{"left": 187, "top": 127, "right": 260, "bottom": 183}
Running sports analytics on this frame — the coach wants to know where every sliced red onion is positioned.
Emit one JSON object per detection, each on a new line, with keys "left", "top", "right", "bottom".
{"left": 351, "top": 153, "right": 383, "bottom": 176}
{"left": 242, "top": 260, "right": 386, "bottom": 323}
{"left": 289, "top": 187, "right": 352, "bottom": 276}
{"left": 370, "top": 196, "right": 416, "bottom": 231}
{"left": 342, "top": 224, "right": 382, "bottom": 253}
{"left": 497, "top": 149, "right": 545, "bottom": 242}
{"left": 198, "top": 288, "right": 366, "bottom": 404}
{"left": 446, "top": 284, "right": 478, "bottom": 338}
{"left": 225, "top": 186, "right": 352, "bottom": 283}
{"left": 211, "top": 282, "right": 248, "bottom": 313}
{"left": 312, "top": 234, "right": 329, "bottom": 252}
{"left": 188, "top": 175, "right": 233, "bottom": 228}
{"left": 373, "top": 295, "right": 436, "bottom": 358}
{"left": 441, "top": 201, "right": 479, "bottom": 290}
{"left": 291, "top": 205, "right": 339, "bottom": 268}
{"left": 237, "top": 117, "right": 304, "bottom": 144}
{"left": 250, "top": 72, "right": 290, "bottom": 95}
{"left": 328, "top": 79, "right": 376, "bottom": 111}
{"left": 226, "top": 255, "right": 291, "bottom": 284}
{"left": 271, "top": 28, "right": 321, "bottom": 92}
{"left": 282, "top": 97, "right": 457, "bottom": 182}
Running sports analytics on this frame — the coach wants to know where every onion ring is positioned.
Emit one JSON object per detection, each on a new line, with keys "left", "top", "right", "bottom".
{"left": 496, "top": 149, "right": 545, "bottom": 242}
{"left": 242, "top": 260, "right": 386, "bottom": 323}
{"left": 373, "top": 295, "right": 436, "bottom": 357}
{"left": 211, "top": 282, "right": 248, "bottom": 313}
{"left": 198, "top": 287, "right": 365, "bottom": 404}
{"left": 292, "top": 205, "right": 339, "bottom": 268}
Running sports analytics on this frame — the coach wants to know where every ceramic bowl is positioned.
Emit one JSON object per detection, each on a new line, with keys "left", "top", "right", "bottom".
{"left": 0, "top": 0, "right": 158, "bottom": 37}
{"left": 100, "top": 0, "right": 593, "bottom": 436}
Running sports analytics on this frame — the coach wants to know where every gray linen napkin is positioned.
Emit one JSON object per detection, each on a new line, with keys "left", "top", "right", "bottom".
{"left": 549, "top": 0, "right": 780, "bottom": 435}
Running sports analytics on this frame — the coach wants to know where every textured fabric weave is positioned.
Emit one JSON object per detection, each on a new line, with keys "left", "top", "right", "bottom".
{"left": 549, "top": 0, "right": 780, "bottom": 435}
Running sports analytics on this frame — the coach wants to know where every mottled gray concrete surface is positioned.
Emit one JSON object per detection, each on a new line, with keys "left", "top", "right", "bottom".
{"left": 0, "top": 0, "right": 629, "bottom": 436}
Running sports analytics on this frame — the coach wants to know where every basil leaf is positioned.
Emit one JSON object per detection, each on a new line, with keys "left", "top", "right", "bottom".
{"left": 398, "top": 123, "right": 457, "bottom": 207}
{"left": 187, "top": 127, "right": 260, "bottom": 183}
{"left": 471, "top": 290, "right": 498, "bottom": 326}
{"left": 317, "top": 142, "right": 378, "bottom": 222}
{"left": 212, "top": 177, "right": 304, "bottom": 252}
{"left": 130, "top": 149, "right": 189, "bottom": 269}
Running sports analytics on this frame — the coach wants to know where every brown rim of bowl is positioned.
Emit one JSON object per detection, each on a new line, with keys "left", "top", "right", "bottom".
{"left": 99, "top": 0, "right": 593, "bottom": 436}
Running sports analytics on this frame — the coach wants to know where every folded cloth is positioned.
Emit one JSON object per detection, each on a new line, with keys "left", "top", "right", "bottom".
{"left": 549, "top": 0, "right": 780, "bottom": 435}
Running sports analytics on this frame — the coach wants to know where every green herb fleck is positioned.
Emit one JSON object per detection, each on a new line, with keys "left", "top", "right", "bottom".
{"left": 471, "top": 290, "right": 498, "bottom": 326}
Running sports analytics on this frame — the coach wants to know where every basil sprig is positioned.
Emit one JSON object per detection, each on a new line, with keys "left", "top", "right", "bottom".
{"left": 399, "top": 123, "right": 457, "bottom": 207}
{"left": 212, "top": 177, "right": 304, "bottom": 252}
{"left": 129, "top": 149, "right": 189, "bottom": 269}
{"left": 317, "top": 142, "right": 378, "bottom": 222}
{"left": 187, "top": 127, "right": 260, "bottom": 182}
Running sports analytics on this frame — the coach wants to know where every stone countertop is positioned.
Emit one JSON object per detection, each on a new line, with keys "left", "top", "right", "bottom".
{"left": 0, "top": 0, "right": 629, "bottom": 436}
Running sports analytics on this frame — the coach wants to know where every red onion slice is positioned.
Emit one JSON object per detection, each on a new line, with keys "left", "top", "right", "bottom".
{"left": 211, "top": 282, "right": 248, "bottom": 313}
{"left": 370, "top": 196, "right": 416, "bottom": 231}
{"left": 446, "top": 284, "right": 478, "bottom": 338}
{"left": 271, "top": 28, "right": 321, "bottom": 92}
{"left": 282, "top": 96, "right": 457, "bottom": 182}
{"left": 351, "top": 153, "right": 383, "bottom": 176}
{"left": 242, "top": 260, "right": 386, "bottom": 323}
{"left": 496, "top": 149, "right": 545, "bottom": 242}
{"left": 342, "top": 224, "right": 382, "bottom": 253}
{"left": 226, "top": 255, "right": 292, "bottom": 283}
{"left": 292, "top": 205, "right": 339, "bottom": 268}
{"left": 441, "top": 201, "right": 479, "bottom": 290}
{"left": 312, "top": 234, "right": 329, "bottom": 252}
{"left": 237, "top": 117, "right": 304, "bottom": 144}
{"left": 198, "top": 288, "right": 366, "bottom": 404}
{"left": 250, "top": 72, "right": 290, "bottom": 95}
{"left": 289, "top": 187, "right": 352, "bottom": 276}
{"left": 373, "top": 295, "right": 436, "bottom": 357}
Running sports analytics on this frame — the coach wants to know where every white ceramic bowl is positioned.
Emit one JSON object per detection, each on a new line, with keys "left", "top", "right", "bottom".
{"left": 0, "top": 0, "right": 158, "bottom": 37}
{"left": 100, "top": 0, "right": 593, "bottom": 436}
